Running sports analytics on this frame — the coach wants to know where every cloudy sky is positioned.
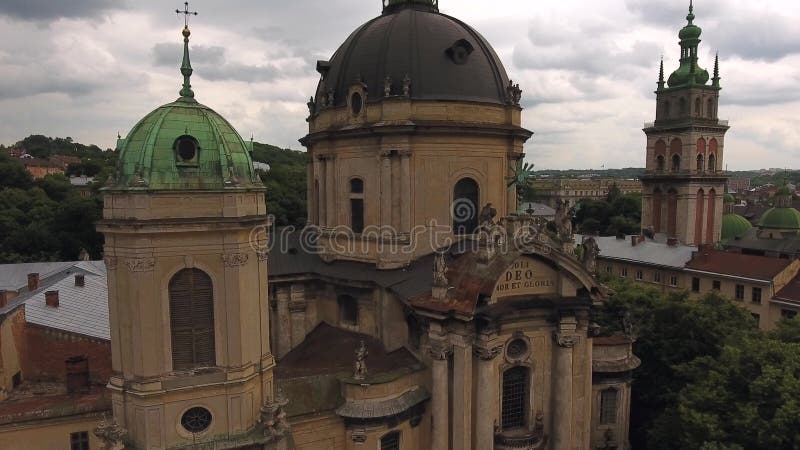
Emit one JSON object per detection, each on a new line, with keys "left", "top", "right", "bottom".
{"left": 0, "top": 0, "right": 798, "bottom": 170}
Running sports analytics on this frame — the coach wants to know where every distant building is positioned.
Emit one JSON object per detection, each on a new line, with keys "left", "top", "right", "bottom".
{"left": 727, "top": 178, "right": 750, "bottom": 194}
{"left": 590, "top": 235, "right": 800, "bottom": 330}
{"left": 0, "top": 261, "right": 110, "bottom": 449}
{"left": 724, "top": 186, "right": 800, "bottom": 259}
{"left": 531, "top": 177, "right": 642, "bottom": 208}
{"left": 519, "top": 202, "right": 556, "bottom": 221}
{"left": 20, "top": 158, "right": 64, "bottom": 179}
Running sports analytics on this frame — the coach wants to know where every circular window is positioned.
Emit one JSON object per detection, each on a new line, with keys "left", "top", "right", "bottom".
{"left": 506, "top": 338, "right": 528, "bottom": 359}
{"left": 176, "top": 136, "right": 198, "bottom": 161}
{"left": 181, "top": 407, "right": 212, "bottom": 434}
{"left": 351, "top": 92, "right": 363, "bottom": 115}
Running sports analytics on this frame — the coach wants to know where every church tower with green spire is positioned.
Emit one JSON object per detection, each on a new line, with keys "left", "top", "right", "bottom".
{"left": 98, "top": 10, "right": 287, "bottom": 449}
{"left": 641, "top": 1, "right": 729, "bottom": 245}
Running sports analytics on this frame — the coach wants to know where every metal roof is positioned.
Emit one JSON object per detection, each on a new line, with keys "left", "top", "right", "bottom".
{"left": 586, "top": 235, "right": 697, "bottom": 269}
{"left": 0, "top": 261, "right": 109, "bottom": 340}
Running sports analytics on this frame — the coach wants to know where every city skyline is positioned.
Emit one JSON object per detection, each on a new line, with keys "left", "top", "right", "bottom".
{"left": 0, "top": 0, "right": 799, "bottom": 170}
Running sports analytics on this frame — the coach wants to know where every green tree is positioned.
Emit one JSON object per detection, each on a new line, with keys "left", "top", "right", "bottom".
{"left": 656, "top": 337, "right": 800, "bottom": 449}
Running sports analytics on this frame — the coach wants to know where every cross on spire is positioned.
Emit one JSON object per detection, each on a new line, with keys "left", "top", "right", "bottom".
{"left": 176, "top": 1, "right": 198, "bottom": 28}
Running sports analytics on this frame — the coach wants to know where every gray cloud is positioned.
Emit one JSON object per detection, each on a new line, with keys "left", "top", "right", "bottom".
{"left": 0, "top": 0, "right": 124, "bottom": 21}
{"left": 152, "top": 42, "right": 290, "bottom": 83}
{"left": 708, "top": 15, "right": 800, "bottom": 62}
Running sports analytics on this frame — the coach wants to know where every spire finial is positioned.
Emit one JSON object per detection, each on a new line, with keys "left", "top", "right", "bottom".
{"left": 176, "top": 2, "right": 198, "bottom": 101}
{"left": 687, "top": 0, "right": 695, "bottom": 24}
{"left": 657, "top": 57, "right": 665, "bottom": 90}
{"left": 712, "top": 52, "right": 720, "bottom": 87}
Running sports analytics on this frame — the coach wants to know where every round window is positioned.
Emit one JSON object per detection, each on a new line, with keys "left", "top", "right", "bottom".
{"left": 176, "top": 136, "right": 198, "bottom": 161}
{"left": 181, "top": 407, "right": 212, "bottom": 434}
{"left": 351, "top": 92, "right": 363, "bottom": 115}
{"left": 506, "top": 338, "right": 528, "bottom": 359}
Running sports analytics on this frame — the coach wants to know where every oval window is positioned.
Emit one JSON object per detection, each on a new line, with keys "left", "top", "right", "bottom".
{"left": 175, "top": 136, "right": 198, "bottom": 161}
{"left": 506, "top": 338, "right": 528, "bottom": 359}
{"left": 351, "top": 92, "right": 363, "bottom": 115}
{"left": 181, "top": 407, "right": 212, "bottom": 433}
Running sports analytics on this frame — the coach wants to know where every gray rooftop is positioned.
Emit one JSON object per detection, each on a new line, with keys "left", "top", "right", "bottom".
{"left": 582, "top": 235, "right": 697, "bottom": 269}
{"left": 0, "top": 261, "right": 109, "bottom": 340}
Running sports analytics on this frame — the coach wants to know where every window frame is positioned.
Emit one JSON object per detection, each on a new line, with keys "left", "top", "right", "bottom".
{"left": 752, "top": 287, "right": 762, "bottom": 304}
{"left": 380, "top": 431, "right": 401, "bottom": 450}
{"left": 691, "top": 277, "right": 700, "bottom": 292}
{"left": 70, "top": 431, "right": 90, "bottom": 450}
{"left": 501, "top": 366, "right": 529, "bottom": 430}
{"left": 669, "top": 275, "right": 678, "bottom": 287}
{"left": 599, "top": 388, "right": 618, "bottom": 425}
{"left": 337, "top": 295, "right": 359, "bottom": 328}
{"left": 735, "top": 284, "right": 744, "bottom": 300}
{"left": 169, "top": 268, "right": 216, "bottom": 371}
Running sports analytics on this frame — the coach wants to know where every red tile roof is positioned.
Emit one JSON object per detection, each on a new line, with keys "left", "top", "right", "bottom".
{"left": 775, "top": 273, "right": 800, "bottom": 303}
{"left": 685, "top": 250, "right": 793, "bottom": 281}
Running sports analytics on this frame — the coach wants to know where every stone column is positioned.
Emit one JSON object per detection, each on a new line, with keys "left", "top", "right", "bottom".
{"left": 429, "top": 341, "right": 452, "bottom": 450}
{"left": 289, "top": 284, "right": 306, "bottom": 349}
{"left": 552, "top": 316, "right": 579, "bottom": 450}
{"left": 475, "top": 343, "right": 502, "bottom": 450}
{"left": 452, "top": 339, "right": 473, "bottom": 450}
{"left": 325, "top": 155, "right": 336, "bottom": 227}
{"left": 380, "top": 151, "right": 392, "bottom": 227}
{"left": 275, "top": 286, "right": 292, "bottom": 358}
{"left": 399, "top": 151, "right": 411, "bottom": 233}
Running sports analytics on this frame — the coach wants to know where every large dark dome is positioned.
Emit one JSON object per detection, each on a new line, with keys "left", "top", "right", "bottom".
{"left": 315, "top": 2, "right": 512, "bottom": 109}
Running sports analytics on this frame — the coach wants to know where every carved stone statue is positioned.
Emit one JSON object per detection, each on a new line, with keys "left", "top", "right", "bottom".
{"left": 433, "top": 252, "right": 448, "bottom": 287}
{"left": 622, "top": 311, "right": 636, "bottom": 338}
{"left": 384, "top": 76, "right": 392, "bottom": 97}
{"left": 307, "top": 96, "right": 316, "bottom": 116}
{"left": 581, "top": 236, "right": 600, "bottom": 274}
{"left": 506, "top": 79, "right": 522, "bottom": 105}
{"left": 479, "top": 203, "right": 498, "bottom": 228}
{"left": 555, "top": 200, "right": 574, "bottom": 242}
{"left": 354, "top": 340, "right": 369, "bottom": 380}
{"left": 94, "top": 414, "right": 127, "bottom": 450}
{"left": 402, "top": 74, "right": 411, "bottom": 97}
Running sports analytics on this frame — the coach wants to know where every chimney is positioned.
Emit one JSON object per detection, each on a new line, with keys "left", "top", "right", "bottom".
{"left": 0, "top": 290, "right": 8, "bottom": 308}
{"left": 667, "top": 237, "right": 679, "bottom": 247}
{"left": 27, "top": 273, "right": 40, "bottom": 291}
{"left": 74, "top": 274, "right": 85, "bottom": 287}
{"left": 630, "top": 235, "right": 645, "bottom": 247}
{"left": 45, "top": 290, "right": 59, "bottom": 308}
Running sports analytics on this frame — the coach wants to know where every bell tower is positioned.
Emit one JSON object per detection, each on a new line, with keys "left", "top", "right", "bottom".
{"left": 98, "top": 12, "right": 283, "bottom": 449}
{"left": 641, "top": 1, "right": 729, "bottom": 245}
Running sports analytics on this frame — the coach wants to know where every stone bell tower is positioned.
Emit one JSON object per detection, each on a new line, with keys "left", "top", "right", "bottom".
{"left": 641, "top": 1, "right": 729, "bottom": 245}
{"left": 98, "top": 14, "right": 285, "bottom": 450}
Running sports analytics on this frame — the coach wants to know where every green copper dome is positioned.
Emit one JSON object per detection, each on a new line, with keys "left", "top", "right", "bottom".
{"left": 723, "top": 193, "right": 736, "bottom": 203}
{"left": 110, "top": 26, "right": 260, "bottom": 191}
{"left": 667, "top": 2, "right": 710, "bottom": 88}
{"left": 721, "top": 213, "right": 752, "bottom": 241}
{"left": 758, "top": 207, "right": 800, "bottom": 230}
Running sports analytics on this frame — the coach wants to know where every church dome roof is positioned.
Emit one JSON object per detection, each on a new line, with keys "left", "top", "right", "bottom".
{"left": 111, "top": 27, "right": 259, "bottom": 191}
{"left": 721, "top": 213, "right": 752, "bottom": 241}
{"left": 113, "top": 100, "right": 259, "bottom": 190}
{"left": 758, "top": 207, "right": 800, "bottom": 230}
{"left": 314, "top": 0, "right": 512, "bottom": 109}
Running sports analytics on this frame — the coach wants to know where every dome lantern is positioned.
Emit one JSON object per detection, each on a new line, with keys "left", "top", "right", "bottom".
{"left": 382, "top": 0, "right": 438, "bottom": 14}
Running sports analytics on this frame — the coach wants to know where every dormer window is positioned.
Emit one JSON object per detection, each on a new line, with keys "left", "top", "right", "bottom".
{"left": 446, "top": 39, "right": 474, "bottom": 65}
{"left": 174, "top": 135, "right": 200, "bottom": 165}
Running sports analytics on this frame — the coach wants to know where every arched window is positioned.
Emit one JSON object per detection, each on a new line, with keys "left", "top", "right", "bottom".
{"left": 656, "top": 155, "right": 665, "bottom": 172}
{"left": 662, "top": 101, "right": 671, "bottom": 119}
{"left": 706, "top": 188, "right": 716, "bottom": 244}
{"left": 667, "top": 188, "right": 678, "bottom": 237}
{"left": 695, "top": 97, "right": 702, "bottom": 116}
{"left": 653, "top": 188, "right": 663, "bottom": 233}
{"left": 380, "top": 431, "right": 400, "bottom": 450}
{"left": 679, "top": 97, "right": 687, "bottom": 115}
{"left": 337, "top": 295, "right": 359, "bottom": 327}
{"left": 349, "top": 178, "right": 365, "bottom": 234}
{"left": 695, "top": 189, "right": 705, "bottom": 245}
{"left": 708, "top": 154, "right": 716, "bottom": 173}
{"left": 169, "top": 269, "right": 215, "bottom": 370}
{"left": 600, "top": 388, "right": 618, "bottom": 425}
{"left": 696, "top": 154, "right": 704, "bottom": 172}
{"left": 671, "top": 154, "right": 681, "bottom": 173}
{"left": 501, "top": 366, "right": 529, "bottom": 430}
{"left": 453, "top": 177, "right": 479, "bottom": 235}
{"left": 707, "top": 98, "right": 714, "bottom": 118}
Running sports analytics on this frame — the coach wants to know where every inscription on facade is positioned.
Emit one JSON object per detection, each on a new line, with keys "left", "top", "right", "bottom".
{"left": 492, "top": 257, "right": 558, "bottom": 300}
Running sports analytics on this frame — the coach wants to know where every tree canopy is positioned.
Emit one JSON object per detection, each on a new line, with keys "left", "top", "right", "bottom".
{"left": 595, "top": 278, "right": 799, "bottom": 450}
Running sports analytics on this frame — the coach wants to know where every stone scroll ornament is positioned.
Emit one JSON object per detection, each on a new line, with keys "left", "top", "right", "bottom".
{"left": 125, "top": 257, "right": 155, "bottom": 273}
{"left": 222, "top": 253, "right": 249, "bottom": 267}
{"left": 94, "top": 414, "right": 127, "bottom": 450}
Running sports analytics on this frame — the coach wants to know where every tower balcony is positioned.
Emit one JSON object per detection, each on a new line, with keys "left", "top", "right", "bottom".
{"left": 644, "top": 119, "right": 729, "bottom": 130}
{"left": 494, "top": 421, "right": 547, "bottom": 450}
{"left": 641, "top": 168, "right": 729, "bottom": 181}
